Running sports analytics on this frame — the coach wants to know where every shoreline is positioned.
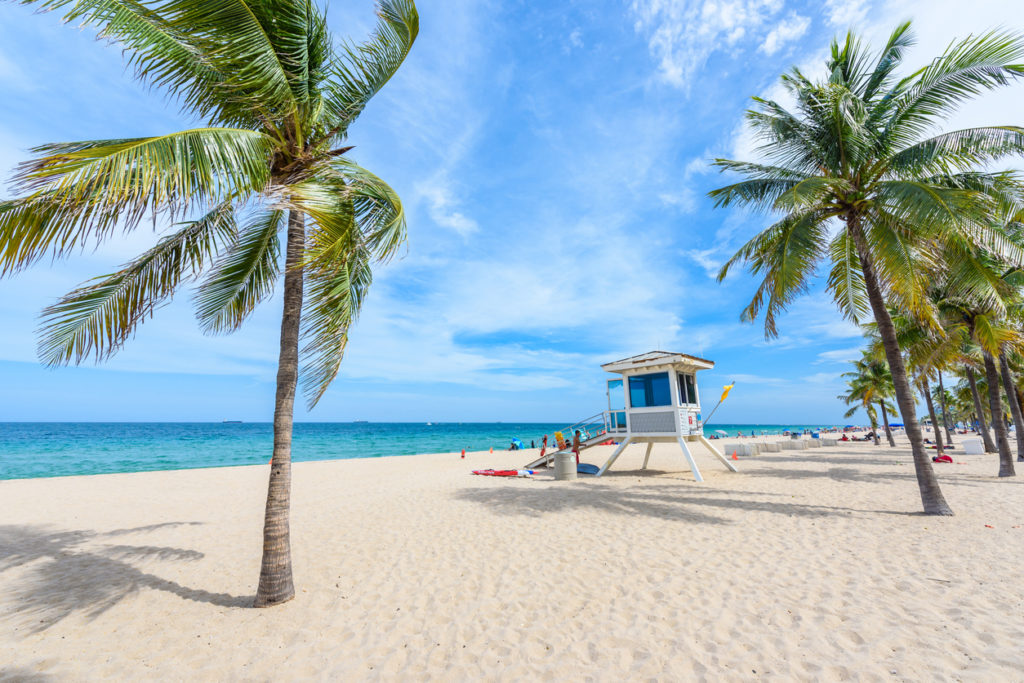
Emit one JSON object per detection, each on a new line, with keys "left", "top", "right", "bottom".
{"left": 1, "top": 423, "right": 856, "bottom": 482}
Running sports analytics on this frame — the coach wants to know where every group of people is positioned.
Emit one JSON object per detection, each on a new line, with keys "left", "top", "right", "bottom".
{"left": 528, "top": 431, "right": 584, "bottom": 464}
{"left": 840, "top": 431, "right": 877, "bottom": 442}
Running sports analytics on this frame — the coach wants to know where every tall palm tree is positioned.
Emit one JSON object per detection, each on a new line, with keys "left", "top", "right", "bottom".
{"left": 0, "top": 0, "right": 419, "bottom": 606}
{"left": 711, "top": 23, "right": 1024, "bottom": 514}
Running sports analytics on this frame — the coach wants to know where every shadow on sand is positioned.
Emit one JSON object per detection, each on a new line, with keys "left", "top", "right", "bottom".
{"left": 0, "top": 522, "right": 250, "bottom": 632}
{"left": 749, "top": 452, "right": 1023, "bottom": 486}
{"left": 454, "top": 478, "right": 906, "bottom": 524}
{"left": 0, "top": 667, "right": 59, "bottom": 682}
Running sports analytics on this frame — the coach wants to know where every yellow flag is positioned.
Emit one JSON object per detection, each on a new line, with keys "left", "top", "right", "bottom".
{"left": 720, "top": 383, "right": 735, "bottom": 402}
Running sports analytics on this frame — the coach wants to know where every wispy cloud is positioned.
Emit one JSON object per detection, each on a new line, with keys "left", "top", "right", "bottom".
{"left": 565, "top": 28, "right": 584, "bottom": 52}
{"left": 629, "top": 0, "right": 785, "bottom": 89}
{"left": 415, "top": 174, "right": 479, "bottom": 237}
{"left": 759, "top": 13, "right": 811, "bottom": 55}
{"left": 815, "top": 346, "right": 863, "bottom": 365}
{"left": 823, "top": 0, "right": 871, "bottom": 28}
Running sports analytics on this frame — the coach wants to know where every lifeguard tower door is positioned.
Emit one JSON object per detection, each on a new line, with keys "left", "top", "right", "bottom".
{"left": 606, "top": 379, "right": 626, "bottom": 432}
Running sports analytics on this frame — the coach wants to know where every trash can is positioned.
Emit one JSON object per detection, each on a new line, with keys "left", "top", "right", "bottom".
{"left": 554, "top": 451, "right": 577, "bottom": 481}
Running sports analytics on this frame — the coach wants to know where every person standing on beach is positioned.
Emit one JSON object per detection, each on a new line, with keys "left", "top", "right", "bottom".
{"left": 572, "top": 430, "right": 582, "bottom": 465}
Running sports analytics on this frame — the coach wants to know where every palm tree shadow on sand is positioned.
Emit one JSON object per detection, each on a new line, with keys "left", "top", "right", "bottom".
{"left": 0, "top": 523, "right": 250, "bottom": 632}
{"left": 454, "top": 478, "right": 912, "bottom": 523}
{"left": 0, "top": 667, "right": 58, "bottom": 682}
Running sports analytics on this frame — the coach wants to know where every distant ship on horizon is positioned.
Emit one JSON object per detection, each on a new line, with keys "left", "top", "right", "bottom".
{"left": 222, "top": 420, "right": 242, "bottom": 424}
{"left": 353, "top": 420, "right": 369, "bottom": 424}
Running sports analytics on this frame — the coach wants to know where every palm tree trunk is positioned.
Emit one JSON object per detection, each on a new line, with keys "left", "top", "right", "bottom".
{"left": 937, "top": 372, "right": 954, "bottom": 446}
{"left": 983, "top": 351, "right": 1015, "bottom": 477}
{"left": 922, "top": 376, "right": 943, "bottom": 457}
{"left": 254, "top": 210, "right": 304, "bottom": 607}
{"left": 966, "top": 366, "right": 996, "bottom": 453}
{"left": 848, "top": 217, "right": 952, "bottom": 515}
{"left": 998, "top": 353, "right": 1024, "bottom": 463}
{"left": 869, "top": 407, "right": 880, "bottom": 445}
{"left": 880, "top": 400, "right": 896, "bottom": 447}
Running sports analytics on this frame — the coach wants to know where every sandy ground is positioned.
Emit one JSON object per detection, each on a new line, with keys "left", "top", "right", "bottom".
{"left": 1, "top": 435, "right": 1022, "bottom": 681}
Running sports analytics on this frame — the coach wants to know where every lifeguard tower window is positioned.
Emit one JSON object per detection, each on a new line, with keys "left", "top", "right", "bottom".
{"left": 678, "top": 373, "right": 697, "bottom": 405}
{"left": 628, "top": 372, "right": 672, "bottom": 407}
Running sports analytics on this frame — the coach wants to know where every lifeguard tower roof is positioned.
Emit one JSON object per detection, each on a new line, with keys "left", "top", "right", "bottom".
{"left": 601, "top": 350, "right": 714, "bottom": 374}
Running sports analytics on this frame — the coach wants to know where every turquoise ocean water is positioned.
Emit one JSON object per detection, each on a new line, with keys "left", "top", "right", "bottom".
{"left": 0, "top": 422, "right": 841, "bottom": 480}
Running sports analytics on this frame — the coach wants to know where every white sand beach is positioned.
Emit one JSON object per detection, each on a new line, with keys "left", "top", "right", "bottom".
{"left": 2, "top": 437, "right": 1022, "bottom": 681}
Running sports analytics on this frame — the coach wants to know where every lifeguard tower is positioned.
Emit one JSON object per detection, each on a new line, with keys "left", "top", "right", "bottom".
{"left": 526, "top": 351, "right": 738, "bottom": 482}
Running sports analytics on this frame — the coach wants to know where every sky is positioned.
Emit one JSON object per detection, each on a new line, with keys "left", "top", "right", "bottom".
{"left": 1, "top": 0, "right": 1022, "bottom": 423}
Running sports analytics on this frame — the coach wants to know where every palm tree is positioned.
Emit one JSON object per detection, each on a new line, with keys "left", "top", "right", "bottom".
{"left": 935, "top": 373, "right": 955, "bottom": 445}
{"left": 711, "top": 23, "right": 1024, "bottom": 514}
{"left": 0, "top": 0, "right": 419, "bottom": 606}
{"left": 937, "top": 296, "right": 1019, "bottom": 477}
{"left": 838, "top": 379, "right": 883, "bottom": 445}
{"left": 844, "top": 348, "right": 898, "bottom": 446}
{"left": 964, "top": 364, "right": 997, "bottom": 450}
{"left": 998, "top": 352, "right": 1024, "bottom": 460}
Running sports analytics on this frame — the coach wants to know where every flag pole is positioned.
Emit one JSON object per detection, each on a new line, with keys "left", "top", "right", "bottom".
{"left": 703, "top": 382, "right": 735, "bottom": 426}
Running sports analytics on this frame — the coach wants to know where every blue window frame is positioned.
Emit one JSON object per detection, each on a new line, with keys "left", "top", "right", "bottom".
{"left": 628, "top": 372, "right": 672, "bottom": 407}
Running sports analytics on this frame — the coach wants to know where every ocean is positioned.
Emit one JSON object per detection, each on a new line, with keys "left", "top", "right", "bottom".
{"left": 0, "top": 422, "right": 842, "bottom": 480}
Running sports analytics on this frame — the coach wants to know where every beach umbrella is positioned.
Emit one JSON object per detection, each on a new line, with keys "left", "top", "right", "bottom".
{"left": 715, "top": 429, "right": 728, "bottom": 435}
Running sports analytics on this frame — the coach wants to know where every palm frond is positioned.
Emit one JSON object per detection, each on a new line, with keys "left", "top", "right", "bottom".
{"left": 889, "top": 126, "right": 1024, "bottom": 175}
{"left": 1, "top": 129, "right": 272, "bottom": 274}
{"left": 13, "top": 128, "right": 274, "bottom": 221}
{"left": 719, "top": 210, "right": 830, "bottom": 337}
{"left": 300, "top": 244, "right": 372, "bottom": 407}
{"left": 194, "top": 208, "right": 282, "bottom": 333}
{"left": 292, "top": 158, "right": 406, "bottom": 263}
{"left": 37, "top": 202, "right": 237, "bottom": 365}
{"left": 826, "top": 230, "right": 870, "bottom": 323}
{"left": 21, "top": 0, "right": 227, "bottom": 120}
{"left": 863, "top": 21, "right": 914, "bottom": 101}
{"left": 322, "top": 0, "right": 418, "bottom": 140}
{"left": 885, "top": 30, "right": 1024, "bottom": 147}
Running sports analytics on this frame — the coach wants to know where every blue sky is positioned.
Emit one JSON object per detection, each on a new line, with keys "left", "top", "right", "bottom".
{"left": 1, "top": 0, "right": 1022, "bottom": 423}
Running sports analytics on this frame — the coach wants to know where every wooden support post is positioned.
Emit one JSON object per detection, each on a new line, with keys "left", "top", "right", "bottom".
{"left": 699, "top": 435, "right": 738, "bottom": 473}
{"left": 597, "top": 436, "right": 632, "bottom": 477}
{"left": 677, "top": 437, "right": 704, "bottom": 483}
{"left": 641, "top": 442, "right": 653, "bottom": 470}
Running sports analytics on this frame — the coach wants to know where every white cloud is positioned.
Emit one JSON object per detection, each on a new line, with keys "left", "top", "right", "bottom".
{"left": 759, "top": 13, "right": 811, "bottom": 56}
{"left": 803, "top": 371, "right": 843, "bottom": 384}
{"left": 414, "top": 175, "right": 479, "bottom": 237}
{"left": 823, "top": 0, "right": 870, "bottom": 28}
{"left": 658, "top": 188, "right": 697, "bottom": 211}
{"left": 685, "top": 246, "right": 725, "bottom": 278}
{"left": 567, "top": 28, "right": 584, "bottom": 51}
{"left": 815, "top": 346, "right": 863, "bottom": 364}
{"left": 630, "top": 0, "right": 785, "bottom": 89}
